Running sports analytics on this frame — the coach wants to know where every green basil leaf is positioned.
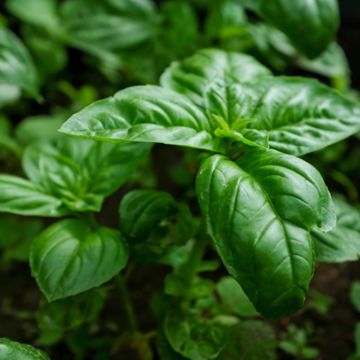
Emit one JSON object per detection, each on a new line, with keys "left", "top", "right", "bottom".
{"left": 164, "top": 309, "right": 227, "bottom": 360}
{"left": 160, "top": 48, "right": 271, "bottom": 106}
{"left": 0, "top": 175, "right": 69, "bottom": 217}
{"left": 60, "top": 85, "right": 224, "bottom": 152}
{"left": 0, "top": 338, "right": 50, "bottom": 360}
{"left": 217, "top": 321, "right": 276, "bottom": 360}
{"left": 119, "top": 189, "right": 177, "bottom": 243}
{"left": 231, "top": 77, "right": 360, "bottom": 156}
{"left": 258, "top": 0, "right": 339, "bottom": 58}
{"left": 313, "top": 196, "right": 360, "bottom": 263}
{"left": 216, "top": 276, "right": 258, "bottom": 317}
{"left": 22, "top": 138, "right": 150, "bottom": 212}
{"left": 0, "top": 28, "right": 39, "bottom": 102}
{"left": 196, "top": 150, "right": 334, "bottom": 317}
{"left": 30, "top": 219, "right": 128, "bottom": 301}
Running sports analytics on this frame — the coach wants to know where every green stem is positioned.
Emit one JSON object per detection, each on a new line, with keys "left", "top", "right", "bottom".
{"left": 182, "top": 222, "right": 208, "bottom": 289}
{"left": 116, "top": 274, "right": 138, "bottom": 332}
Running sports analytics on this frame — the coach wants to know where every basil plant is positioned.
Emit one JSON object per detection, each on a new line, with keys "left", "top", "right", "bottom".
{"left": 60, "top": 48, "right": 360, "bottom": 318}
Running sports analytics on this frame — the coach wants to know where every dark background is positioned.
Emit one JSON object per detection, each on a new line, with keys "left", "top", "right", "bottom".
{"left": 339, "top": 0, "right": 360, "bottom": 89}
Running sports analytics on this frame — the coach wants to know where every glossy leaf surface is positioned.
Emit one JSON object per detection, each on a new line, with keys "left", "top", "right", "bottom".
{"left": 161, "top": 48, "right": 271, "bottom": 106}
{"left": 0, "top": 175, "right": 68, "bottom": 217}
{"left": 196, "top": 150, "right": 334, "bottom": 317}
{"left": 0, "top": 338, "right": 50, "bottom": 360}
{"left": 235, "top": 77, "right": 360, "bottom": 156}
{"left": 60, "top": 85, "right": 224, "bottom": 152}
{"left": 30, "top": 219, "right": 128, "bottom": 301}
{"left": 0, "top": 28, "right": 39, "bottom": 103}
{"left": 4, "top": 137, "right": 150, "bottom": 214}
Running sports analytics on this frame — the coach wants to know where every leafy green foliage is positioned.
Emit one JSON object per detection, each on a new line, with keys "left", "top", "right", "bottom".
{"left": 0, "top": 338, "right": 50, "bottom": 360}
{"left": 258, "top": 0, "right": 339, "bottom": 58}
{"left": 60, "top": 85, "right": 224, "bottom": 152}
{"left": 279, "top": 325, "right": 320, "bottom": 359}
{"left": 164, "top": 309, "right": 227, "bottom": 360}
{"left": 0, "top": 28, "right": 39, "bottom": 106}
{"left": 0, "top": 175, "right": 69, "bottom": 217}
{"left": 30, "top": 219, "right": 128, "bottom": 301}
{"left": 0, "top": 137, "right": 149, "bottom": 215}
{"left": 36, "top": 288, "right": 107, "bottom": 346}
{"left": 313, "top": 196, "right": 360, "bottom": 263}
{"left": 62, "top": 50, "right": 360, "bottom": 157}
{"left": 234, "top": 77, "right": 360, "bottom": 156}
{"left": 196, "top": 150, "right": 334, "bottom": 317}
{"left": 0, "top": 1, "right": 359, "bottom": 357}
{"left": 161, "top": 48, "right": 271, "bottom": 105}
{"left": 119, "top": 189, "right": 177, "bottom": 243}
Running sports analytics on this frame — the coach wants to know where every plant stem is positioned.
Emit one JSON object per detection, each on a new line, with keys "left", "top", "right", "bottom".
{"left": 116, "top": 274, "right": 138, "bottom": 332}
{"left": 182, "top": 222, "right": 208, "bottom": 289}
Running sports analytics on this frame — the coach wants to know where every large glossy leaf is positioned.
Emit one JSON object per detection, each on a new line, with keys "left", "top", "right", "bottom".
{"left": 228, "top": 77, "right": 360, "bottom": 156}
{"left": 22, "top": 137, "right": 150, "bottom": 212}
{"left": 60, "top": 85, "right": 224, "bottom": 152}
{"left": 30, "top": 219, "right": 128, "bottom": 301}
{"left": 0, "top": 175, "right": 68, "bottom": 217}
{"left": 160, "top": 48, "right": 271, "bottom": 106}
{"left": 313, "top": 196, "right": 360, "bottom": 263}
{"left": 119, "top": 190, "right": 177, "bottom": 243}
{"left": 196, "top": 150, "right": 334, "bottom": 317}
{"left": 0, "top": 28, "right": 39, "bottom": 102}
{"left": 0, "top": 338, "right": 50, "bottom": 360}
{"left": 258, "top": 0, "right": 339, "bottom": 58}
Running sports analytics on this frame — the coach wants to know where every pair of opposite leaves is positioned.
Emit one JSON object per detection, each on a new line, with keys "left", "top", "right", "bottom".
{"left": 60, "top": 49, "right": 360, "bottom": 318}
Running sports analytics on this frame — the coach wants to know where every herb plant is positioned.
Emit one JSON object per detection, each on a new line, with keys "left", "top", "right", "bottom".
{"left": 1, "top": 0, "right": 360, "bottom": 359}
